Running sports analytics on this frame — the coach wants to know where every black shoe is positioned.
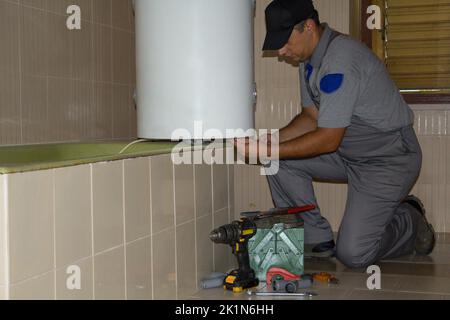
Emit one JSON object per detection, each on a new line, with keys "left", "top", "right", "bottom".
{"left": 403, "top": 195, "right": 436, "bottom": 255}
{"left": 305, "top": 240, "right": 336, "bottom": 258}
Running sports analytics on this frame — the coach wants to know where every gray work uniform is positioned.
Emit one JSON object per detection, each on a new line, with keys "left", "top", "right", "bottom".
{"left": 266, "top": 24, "right": 423, "bottom": 268}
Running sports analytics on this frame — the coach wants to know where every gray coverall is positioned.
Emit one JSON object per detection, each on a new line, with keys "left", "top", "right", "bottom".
{"left": 266, "top": 24, "right": 423, "bottom": 268}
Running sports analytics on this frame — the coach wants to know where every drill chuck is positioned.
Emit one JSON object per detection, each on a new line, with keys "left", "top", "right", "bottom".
{"left": 209, "top": 221, "right": 241, "bottom": 244}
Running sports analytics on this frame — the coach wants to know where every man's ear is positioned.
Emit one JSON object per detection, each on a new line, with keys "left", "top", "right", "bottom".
{"left": 305, "top": 19, "right": 314, "bottom": 32}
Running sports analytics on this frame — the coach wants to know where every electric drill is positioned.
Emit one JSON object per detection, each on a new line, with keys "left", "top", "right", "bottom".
{"left": 209, "top": 219, "right": 259, "bottom": 293}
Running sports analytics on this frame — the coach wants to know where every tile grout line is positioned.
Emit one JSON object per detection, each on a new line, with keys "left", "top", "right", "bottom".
{"left": 52, "top": 170, "right": 56, "bottom": 299}
{"left": 3, "top": 176, "right": 10, "bottom": 299}
{"left": 110, "top": 0, "right": 114, "bottom": 140}
{"left": 122, "top": 161, "right": 127, "bottom": 300}
{"left": 149, "top": 157, "right": 154, "bottom": 300}
{"left": 193, "top": 163, "right": 199, "bottom": 293}
{"left": 90, "top": 0, "right": 95, "bottom": 140}
{"left": 17, "top": 1, "right": 23, "bottom": 143}
{"left": 90, "top": 164, "right": 95, "bottom": 300}
{"left": 211, "top": 164, "right": 215, "bottom": 272}
{"left": 172, "top": 162, "right": 178, "bottom": 300}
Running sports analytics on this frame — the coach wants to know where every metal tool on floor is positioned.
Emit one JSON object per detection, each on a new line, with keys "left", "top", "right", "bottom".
{"left": 246, "top": 290, "right": 318, "bottom": 297}
{"left": 210, "top": 205, "right": 315, "bottom": 293}
{"left": 267, "top": 267, "right": 313, "bottom": 293}
{"left": 312, "top": 272, "right": 339, "bottom": 285}
{"left": 200, "top": 272, "right": 228, "bottom": 289}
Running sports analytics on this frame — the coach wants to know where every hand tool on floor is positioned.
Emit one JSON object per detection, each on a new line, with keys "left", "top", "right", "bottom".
{"left": 267, "top": 267, "right": 313, "bottom": 292}
{"left": 312, "top": 272, "right": 339, "bottom": 285}
{"left": 246, "top": 290, "right": 318, "bottom": 297}
{"left": 241, "top": 205, "right": 316, "bottom": 220}
{"left": 200, "top": 272, "right": 228, "bottom": 289}
{"left": 210, "top": 205, "right": 316, "bottom": 293}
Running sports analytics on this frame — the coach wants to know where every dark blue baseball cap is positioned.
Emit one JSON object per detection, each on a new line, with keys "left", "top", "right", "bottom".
{"left": 263, "top": 0, "right": 316, "bottom": 50}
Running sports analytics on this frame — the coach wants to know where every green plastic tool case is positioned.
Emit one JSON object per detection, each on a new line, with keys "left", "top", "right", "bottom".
{"left": 248, "top": 215, "right": 304, "bottom": 282}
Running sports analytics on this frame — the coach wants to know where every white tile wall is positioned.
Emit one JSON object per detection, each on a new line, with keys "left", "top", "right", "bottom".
{"left": 150, "top": 155, "right": 174, "bottom": 234}
{"left": 176, "top": 221, "right": 196, "bottom": 299}
{"left": 9, "top": 271, "right": 55, "bottom": 300}
{"left": 8, "top": 170, "right": 54, "bottom": 283}
{"left": 1, "top": 147, "right": 231, "bottom": 300}
{"left": 0, "top": 175, "right": 6, "bottom": 287}
{"left": 152, "top": 228, "right": 176, "bottom": 300}
{"left": 124, "top": 158, "right": 151, "bottom": 242}
{"left": 126, "top": 237, "right": 152, "bottom": 300}
{"left": 55, "top": 257, "right": 94, "bottom": 300}
{"left": 94, "top": 246, "right": 126, "bottom": 300}
{"left": 92, "top": 161, "right": 124, "bottom": 254}
{"left": 54, "top": 165, "right": 92, "bottom": 268}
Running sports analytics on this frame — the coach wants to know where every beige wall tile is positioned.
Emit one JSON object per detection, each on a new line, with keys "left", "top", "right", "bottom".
{"left": 93, "top": 24, "right": 112, "bottom": 82}
{"left": 46, "top": 12, "right": 72, "bottom": 78}
{"left": 93, "top": 0, "right": 112, "bottom": 26}
{"left": 72, "top": 22, "right": 93, "bottom": 81}
{"left": 129, "top": 86, "right": 137, "bottom": 138}
{"left": 92, "top": 161, "right": 124, "bottom": 254}
{"left": 21, "top": 75, "right": 49, "bottom": 144}
{"left": 0, "top": 175, "right": 6, "bottom": 287}
{"left": 196, "top": 215, "right": 213, "bottom": 288}
{"left": 46, "top": 0, "right": 92, "bottom": 21}
{"left": 124, "top": 158, "right": 151, "bottom": 242}
{"left": 228, "top": 165, "right": 235, "bottom": 219}
{"left": 21, "top": 0, "right": 46, "bottom": 9}
{"left": 73, "top": 80, "right": 93, "bottom": 139}
{"left": 112, "top": 28, "right": 132, "bottom": 84}
{"left": 0, "top": 0, "right": 134, "bottom": 146}
{"left": 47, "top": 77, "right": 73, "bottom": 141}
{"left": 447, "top": 136, "right": 450, "bottom": 185}
{"left": 0, "top": 286, "right": 6, "bottom": 300}
{"left": 0, "top": 71, "right": 21, "bottom": 145}
{"left": 54, "top": 165, "right": 92, "bottom": 268}
{"left": 10, "top": 271, "right": 55, "bottom": 300}
{"left": 213, "top": 165, "right": 228, "bottom": 211}
{"left": 55, "top": 257, "right": 93, "bottom": 300}
{"left": 152, "top": 228, "right": 176, "bottom": 300}
{"left": 8, "top": 170, "right": 54, "bottom": 283}
{"left": 130, "top": 34, "right": 136, "bottom": 85}
{"left": 150, "top": 155, "right": 174, "bottom": 234}
{"left": 112, "top": 84, "right": 131, "bottom": 139}
{"left": 20, "top": 6, "right": 48, "bottom": 77}
{"left": 174, "top": 163, "right": 195, "bottom": 226}
{"left": 176, "top": 221, "right": 196, "bottom": 299}
{"left": 126, "top": 237, "right": 152, "bottom": 300}
{"left": 111, "top": 0, "right": 132, "bottom": 31}
{"left": 94, "top": 246, "right": 126, "bottom": 300}
{"left": 92, "top": 82, "right": 113, "bottom": 139}
{"left": 195, "top": 160, "right": 212, "bottom": 218}
{"left": 0, "top": 1, "right": 19, "bottom": 75}
{"left": 213, "top": 208, "right": 231, "bottom": 273}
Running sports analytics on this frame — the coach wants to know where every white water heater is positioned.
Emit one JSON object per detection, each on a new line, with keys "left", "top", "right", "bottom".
{"left": 135, "top": 0, "right": 256, "bottom": 140}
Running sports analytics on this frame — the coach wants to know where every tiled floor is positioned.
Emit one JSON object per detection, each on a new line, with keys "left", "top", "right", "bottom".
{"left": 190, "top": 233, "right": 450, "bottom": 300}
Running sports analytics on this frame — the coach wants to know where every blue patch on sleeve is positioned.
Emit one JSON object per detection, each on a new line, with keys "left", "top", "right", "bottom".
{"left": 305, "top": 63, "right": 313, "bottom": 81}
{"left": 320, "top": 73, "right": 344, "bottom": 94}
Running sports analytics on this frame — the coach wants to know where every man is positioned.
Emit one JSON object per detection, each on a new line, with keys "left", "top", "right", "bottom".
{"left": 236, "top": 0, "right": 435, "bottom": 268}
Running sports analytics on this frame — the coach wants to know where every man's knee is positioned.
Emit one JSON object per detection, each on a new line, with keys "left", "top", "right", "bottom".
{"left": 336, "top": 238, "right": 379, "bottom": 269}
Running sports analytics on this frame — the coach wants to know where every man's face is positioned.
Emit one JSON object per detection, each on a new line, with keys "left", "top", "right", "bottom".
{"left": 277, "top": 24, "right": 314, "bottom": 62}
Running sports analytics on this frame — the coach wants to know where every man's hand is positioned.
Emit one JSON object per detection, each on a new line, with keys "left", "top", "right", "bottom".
{"left": 234, "top": 136, "right": 276, "bottom": 165}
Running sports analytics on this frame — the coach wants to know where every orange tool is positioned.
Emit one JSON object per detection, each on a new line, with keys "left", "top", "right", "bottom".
{"left": 312, "top": 272, "right": 339, "bottom": 285}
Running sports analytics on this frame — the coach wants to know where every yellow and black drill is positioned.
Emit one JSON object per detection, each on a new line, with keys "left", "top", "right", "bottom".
{"left": 209, "top": 218, "right": 259, "bottom": 293}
